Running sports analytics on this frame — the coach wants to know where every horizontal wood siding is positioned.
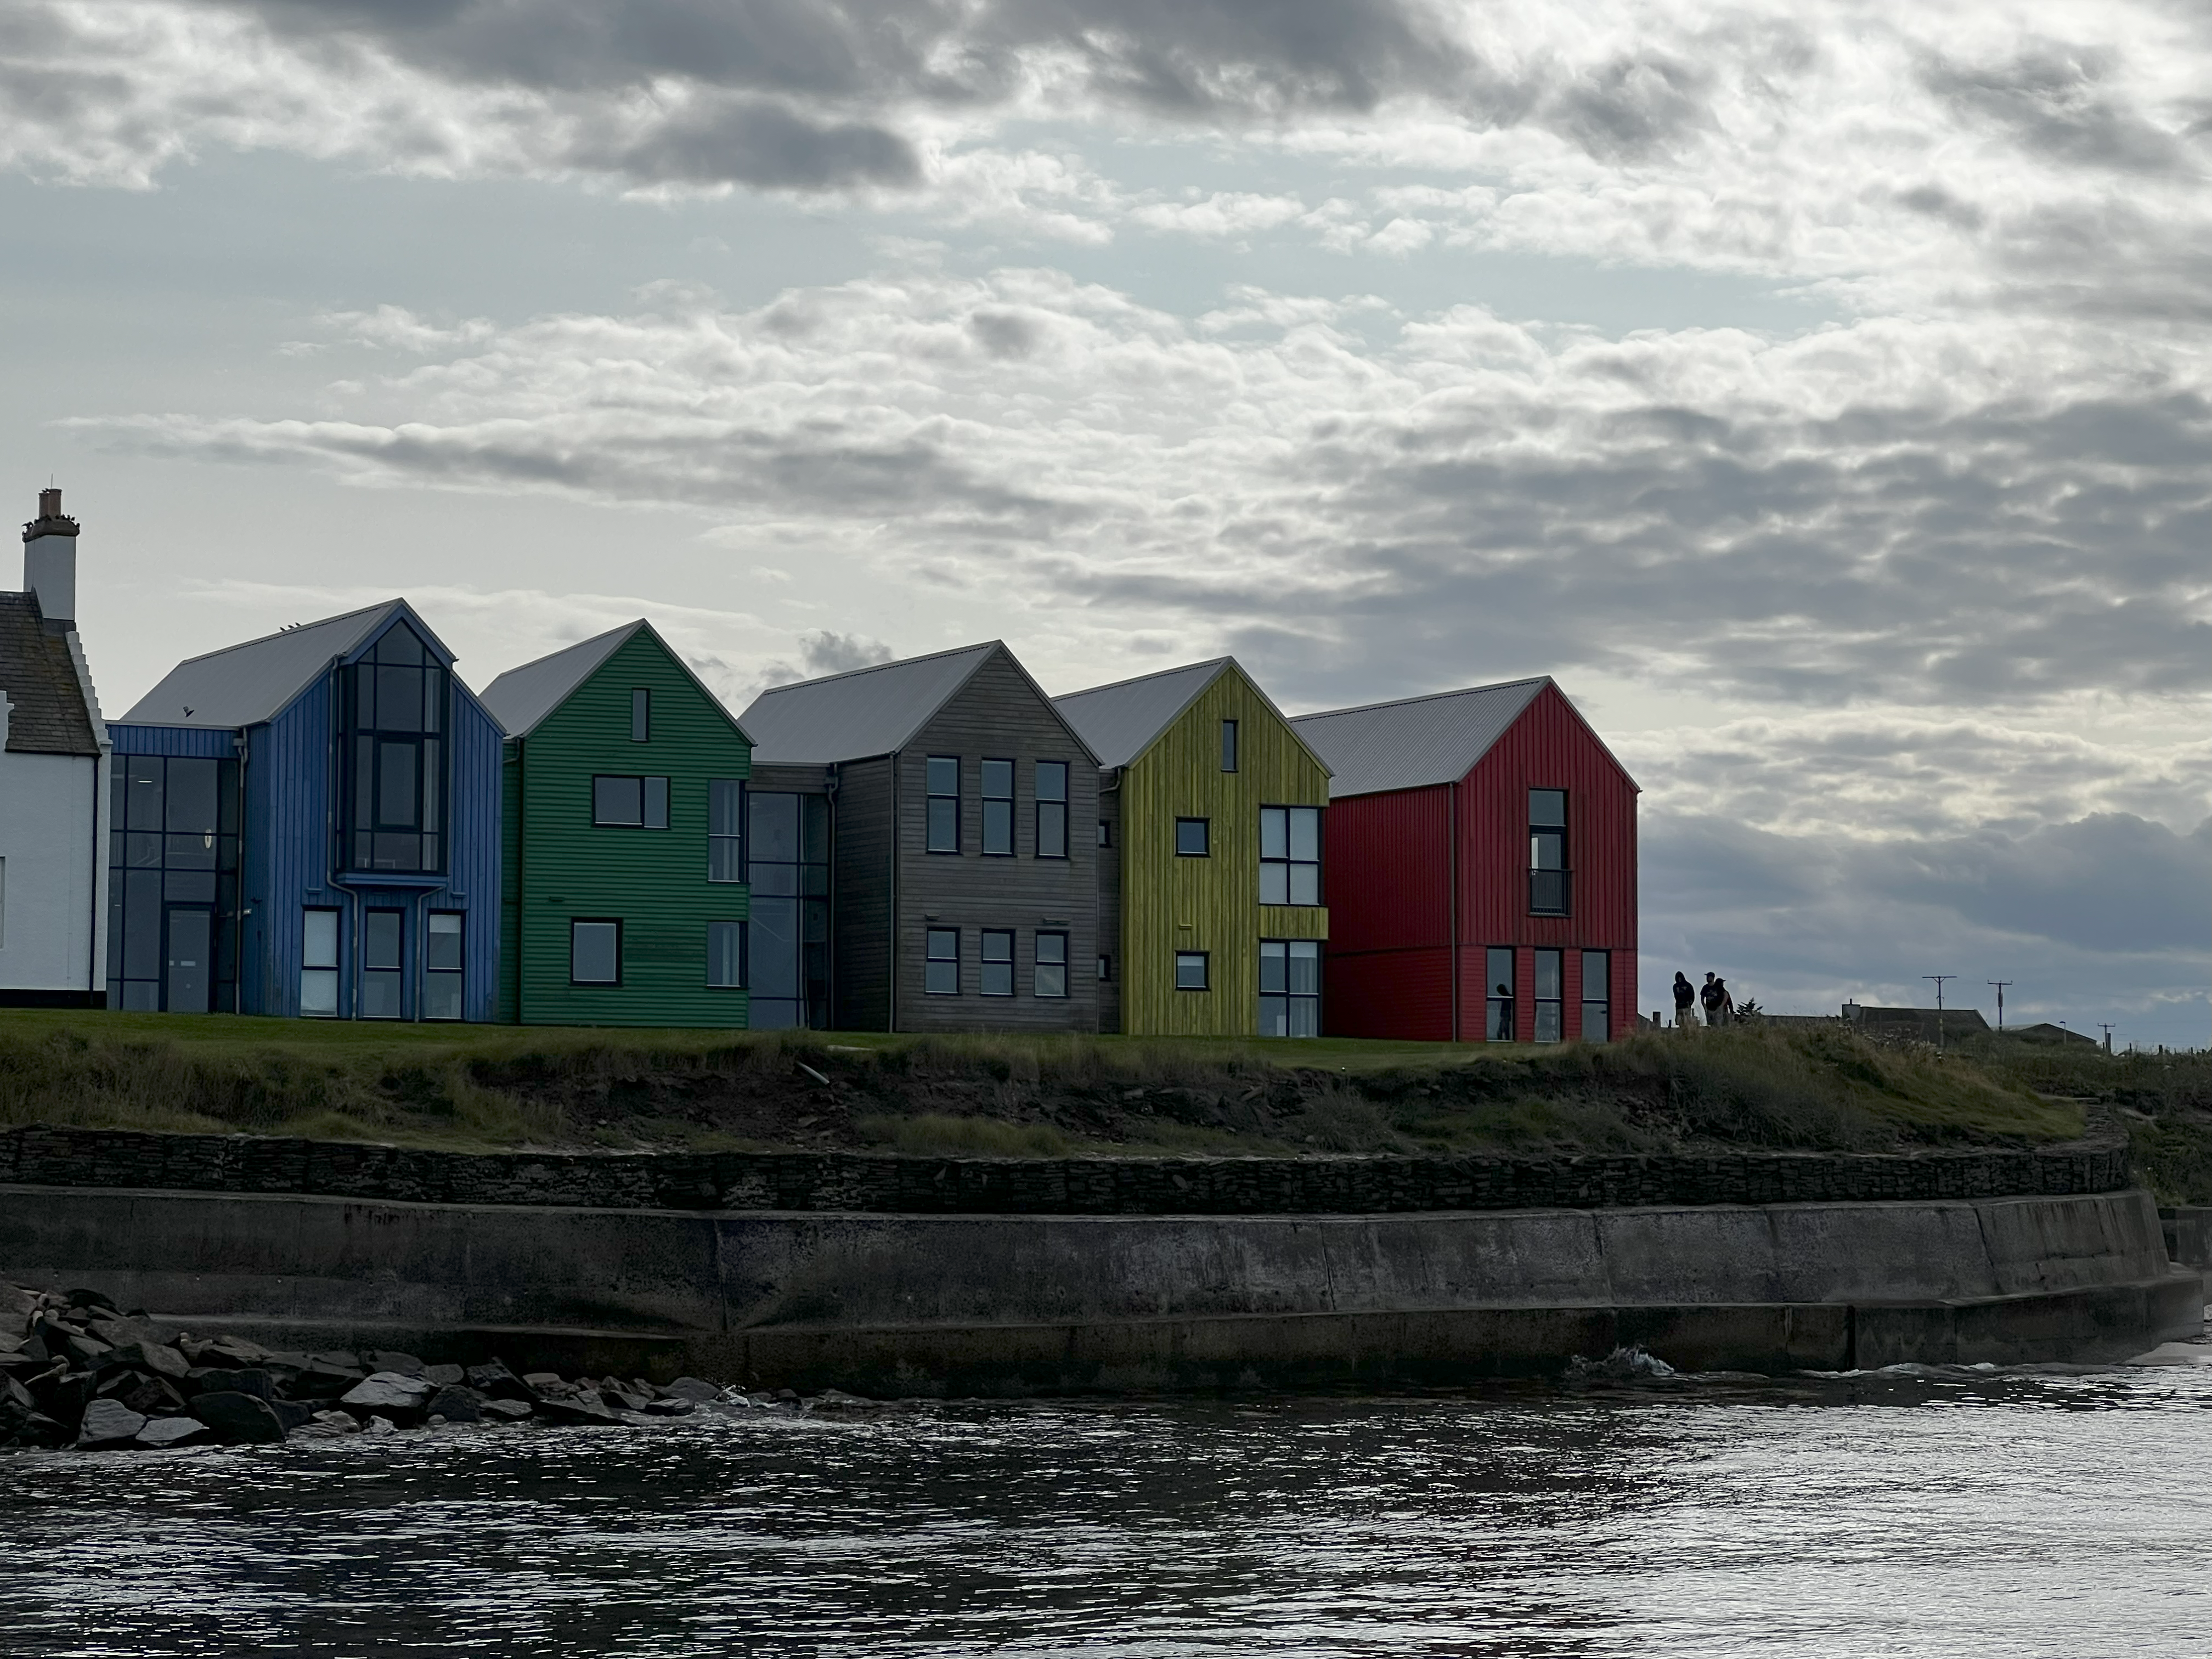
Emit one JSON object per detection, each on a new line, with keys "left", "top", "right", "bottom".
{"left": 1119, "top": 665, "right": 1331, "bottom": 1036}
{"left": 1456, "top": 682, "right": 1638, "bottom": 1041}
{"left": 892, "top": 648, "right": 1099, "bottom": 1034}
{"left": 512, "top": 630, "right": 751, "bottom": 1028}
{"left": 832, "top": 756, "right": 892, "bottom": 1031}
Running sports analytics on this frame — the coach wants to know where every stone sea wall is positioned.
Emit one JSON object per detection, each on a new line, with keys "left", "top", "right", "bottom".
{"left": 0, "top": 1125, "right": 2131, "bottom": 1215}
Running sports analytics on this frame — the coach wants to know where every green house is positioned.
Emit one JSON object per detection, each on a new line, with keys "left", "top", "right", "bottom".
{"left": 481, "top": 621, "right": 752, "bottom": 1027}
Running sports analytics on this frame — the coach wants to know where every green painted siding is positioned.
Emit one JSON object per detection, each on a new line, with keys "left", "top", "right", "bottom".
{"left": 1117, "top": 665, "right": 1329, "bottom": 1036}
{"left": 507, "top": 630, "right": 752, "bottom": 1027}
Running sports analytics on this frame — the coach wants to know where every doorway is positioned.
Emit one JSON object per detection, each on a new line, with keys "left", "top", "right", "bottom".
{"left": 165, "top": 908, "right": 213, "bottom": 1014}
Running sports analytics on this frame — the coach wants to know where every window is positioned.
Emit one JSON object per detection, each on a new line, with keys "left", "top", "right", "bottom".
{"left": 1175, "top": 951, "right": 1210, "bottom": 991}
{"left": 424, "top": 912, "right": 464, "bottom": 1020}
{"left": 1175, "top": 818, "right": 1210, "bottom": 857}
{"left": 1221, "top": 719, "right": 1238, "bottom": 772}
{"left": 1486, "top": 947, "right": 1515, "bottom": 1042}
{"left": 342, "top": 625, "right": 447, "bottom": 874}
{"left": 1098, "top": 954, "right": 1113, "bottom": 981}
{"left": 1035, "top": 932, "right": 1068, "bottom": 997}
{"left": 926, "top": 757, "right": 959, "bottom": 853}
{"left": 1097, "top": 819, "right": 1112, "bottom": 847}
{"left": 1260, "top": 940, "right": 1321, "bottom": 1037}
{"left": 708, "top": 920, "right": 746, "bottom": 989}
{"left": 1581, "top": 949, "right": 1611, "bottom": 1042}
{"left": 1534, "top": 947, "right": 1563, "bottom": 1043}
{"left": 709, "top": 780, "right": 743, "bottom": 882}
{"left": 1260, "top": 807, "right": 1322, "bottom": 906}
{"left": 362, "top": 910, "right": 404, "bottom": 1018}
{"left": 300, "top": 909, "right": 339, "bottom": 1017}
{"left": 925, "top": 928, "right": 960, "bottom": 995}
{"left": 631, "top": 688, "right": 651, "bottom": 743}
{"left": 748, "top": 791, "right": 830, "bottom": 1030}
{"left": 1530, "top": 788, "right": 1570, "bottom": 915}
{"left": 571, "top": 919, "right": 621, "bottom": 985}
{"left": 1035, "top": 761, "right": 1069, "bottom": 859}
{"left": 106, "top": 753, "right": 242, "bottom": 1014}
{"left": 981, "top": 929, "right": 1015, "bottom": 995}
{"left": 981, "top": 759, "right": 1014, "bottom": 856}
{"left": 592, "top": 775, "right": 669, "bottom": 829}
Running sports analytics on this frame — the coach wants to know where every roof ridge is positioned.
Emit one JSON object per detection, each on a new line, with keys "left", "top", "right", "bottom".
{"left": 1053, "top": 655, "right": 1231, "bottom": 703}
{"left": 753, "top": 638, "right": 1001, "bottom": 698}
{"left": 1292, "top": 674, "right": 1549, "bottom": 723}
{"left": 165, "top": 599, "right": 403, "bottom": 669}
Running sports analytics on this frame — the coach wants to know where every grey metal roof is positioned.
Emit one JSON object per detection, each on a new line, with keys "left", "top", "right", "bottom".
{"left": 738, "top": 641, "right": 1004, "bottom": 764}
{"left": 0, "top": 594, "right": 100, "bottom": 756}
{"left": 1291, "top": 677, "right": 1550, "bottom": 797}
{"left": 120, "top": 600, "right": 410, "bottom": 730}
{"left": 479, "top": 621, "right": 642, "bottom": 738}
{"left": 1052, "top": 658, "right": 1231, "bottom": 768}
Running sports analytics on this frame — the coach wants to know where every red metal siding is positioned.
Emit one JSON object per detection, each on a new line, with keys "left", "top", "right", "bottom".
{"left": 1320, "top": 785, "right": 1454, "bottom": 1039}
{"left": 1325, "top": 946, "right": 1453, "bottom": 1040}
{"left": 1455, "top": 683, "right": 1639, "bottom": 1040}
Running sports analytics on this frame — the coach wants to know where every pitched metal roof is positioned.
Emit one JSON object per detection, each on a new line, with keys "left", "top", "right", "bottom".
{"left": 119, "top": 600, "right": 416, "bottom": 730}
{"left": 481, "top": 619, "right": 753, "bottom": 743}
{"left": 1052, "top": 658, "right": 1231, "bottom": 769}
{"left": 738, "top": 641, "right": 1005, "bottom": 764}
{"left": 1290, "top": 676, "right": 1550, "bottom": 797}
{"left": 0, "top": 594, "right": 100, "bottom": 757}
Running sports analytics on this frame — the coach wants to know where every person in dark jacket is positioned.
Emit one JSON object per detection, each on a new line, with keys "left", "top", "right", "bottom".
{"left": 1700, "top": 972, "right": 1724, "bottom": 1027}
{"left": 1673, "top": 972, "right": 1697, "bottom": 1030}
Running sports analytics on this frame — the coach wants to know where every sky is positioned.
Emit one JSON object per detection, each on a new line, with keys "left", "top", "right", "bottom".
{"left": 1, "top": 0, "right": 2206, "bottom": 1045}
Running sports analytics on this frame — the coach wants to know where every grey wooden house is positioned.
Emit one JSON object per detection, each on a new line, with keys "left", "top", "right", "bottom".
{"left": 737, "top": 641, "right": 1102, "bottom": 1032}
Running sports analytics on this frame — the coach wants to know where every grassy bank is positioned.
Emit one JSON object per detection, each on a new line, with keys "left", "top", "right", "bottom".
{"left": 0, "top": 1009, "right": 2089, "bottom": 1159}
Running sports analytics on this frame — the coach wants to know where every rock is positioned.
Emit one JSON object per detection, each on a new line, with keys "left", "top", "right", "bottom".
{"left": 192, "top": 1391, "right": 286, "bottom": 1444}
{"left": 310, "top": 1351, "right": 365, "bottom": 1370}
{"left": 63, "top": 1288, "right": 119, "bottom": 1314}
{"left": 58, "top": 1330, "right": 114, "bottom": 1368}
{"left": 360, "top": 1415, "right": 398, "bottom": 1437}
{"left": 199, "top": 1335, "right": 272, "bottom": 1365}
{"left": 105, "top": 1340, "right": 189, "bottom": 1380}
{"left": 809, "top": 1388, "right": 881, "bottom": 1411}
{"left": 599, "top": 1379, "right": 652, "bottom": 1411}
{"left": 422, "top": 1363, "right": 465, "bottom": 1387}
{"left": 13, "top": 1412, "right": 72, "bottom": 1448}
{"left": 481, "top": 1398, "right": 533, "bottom": 1421}
{"left": 87, "top": 1317, "right": 168, "bottom": 1351}
{"left": 103, "top": 1373, "right": 189, "bottom": 1418}
{"left": 465, "top": 1361, "right": 533, "bottom": 1401}
{"left": 290, "top": 1361, "right": 368, "bottom": 1400}
{"left": 187, "top": 1367, "right": 278, "bottom": 1402}
{"left": 0, "top": 1283, "right": 36, "bottom": 1319}
{"left": 134, "top": 1416, "right": 210, "bottom": 1449}
{"left": 661, "top": 1376, "right": 723, "bottom": 1403}
{"left": 424, "top": 1385, "right": 485, "bottom": 1424}
{"left": 640, "top": 1397, "right": 696, "bottom": 1417}
{"left": 77, "top": 1397, "right": 149, "bottom": 1448}
{"left": 37, "top": 1370, "right": 98, "bottom": 1425}
{"left": 520, "top": 1371, "right": 567, "bottom": 1395}
{"left": 268, "top": 1398, "right": 317, "bottom": 1434}
{"left": 534, "top": 1392, "right": 623, "bottom": 1427}
{"left": 338, "top": 1373, "right": 435, "bottom": 1423}
{"left": 294, "top": 1410, "right": 363, "bottom": 1438}
{"left": 363, "top": 1350, "right": 426, "bottom": 1378}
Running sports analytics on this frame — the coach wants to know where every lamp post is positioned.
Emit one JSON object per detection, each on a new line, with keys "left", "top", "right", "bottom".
{"left": 1924, "top": 974, "right": 1955, "bottom": 1051}
{"left": 1988, "top": 980, "right": 2012, "bottom": 1032}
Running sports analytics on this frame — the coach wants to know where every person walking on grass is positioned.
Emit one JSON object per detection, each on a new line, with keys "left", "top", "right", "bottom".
{"left": 1673, "top": 972, "right": 1697, "bottom": 1030}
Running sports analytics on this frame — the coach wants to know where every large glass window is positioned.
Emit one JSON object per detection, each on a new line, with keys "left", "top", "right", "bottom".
{"left": 1175, "top": 818, "right": 1210, "bottom": 857}
{"left": 981, "top": 759, "right": 1014, "bottom": 855}
{"left": 362, "top": 910, "right": 405, "bottom": 1018}
{"left": 592, "top": 775, "right": 669, "bottom": 829}
{"left": 1035, "top": 932, "right": 1068, "bottom": 997}
{"left": 300, "top": 909, "right": 339, "bottom": 1017}
{"left": 1260, "top": 808, "right": 1322, "bottom": 905}
{"left": 107, "top": 753, "right": 240, "bottom": 1013}
{"left": 708, "top": 780, "right": 743, "bottom": 881}
{"left": 1175, "top": 951, "right": 1209, "bottom": 991}
{"left": 1485, "top": 946, "right": 1515, "bottom": 1042}
{"left": 1581, "top": 949, "right": 1611, "bottom": 1042}
{"left": 1035, "top": 762, "right": 1068, "bottom": 859}
{"left": 747, "top": 791, "right": 831, "bottom": 1028}
{"left": 1534, "top": 948, "right": 1563, "bottom": 1043}
{"left": 342, "top": 625, "right": 446, "bottom": 874}
{"left": 926, "top": 757, "right": 960, "bottom": 853}
{"left": 424, "top": 912, "right": 464, "bottom": 1020}
{"left": 708, "top": 920, "right": 746, "bottom": 989}
{"left": 1530, "top": 788, "right": 1570, "bottom": 915}
{"left": 571, "top": 919, "right": 621, "bottom": 985}
{"left": 980, "top": 929, "right": 1014, "bottom": 995}
{"left": 926, "top": 928, "right": 960, "bottom": 995}
{"left": 1260, "top": 939, "right": 1321, "bottom": 1036}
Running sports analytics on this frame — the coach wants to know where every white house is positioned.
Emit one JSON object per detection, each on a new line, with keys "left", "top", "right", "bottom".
{"left": 0, "top": 489, "right": 108, "bottom": 1006}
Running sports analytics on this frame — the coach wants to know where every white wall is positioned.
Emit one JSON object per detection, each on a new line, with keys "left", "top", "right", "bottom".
{"left": 0, "top": 748, "right": 104, "bottom": 993}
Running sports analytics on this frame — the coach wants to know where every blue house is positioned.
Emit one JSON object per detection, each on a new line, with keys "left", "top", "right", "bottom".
{"left": 110, "top": 600, "right": 501, "bottom": 1019}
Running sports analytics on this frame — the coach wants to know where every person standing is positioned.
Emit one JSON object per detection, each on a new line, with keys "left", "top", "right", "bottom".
{"left": 1700, "top": 972, "right": 1724, "bottom": 1028}
{"left": 1673, "top": 972, "right": 1698, "bottom": 1030}
{"left": 1713, "top": 975, "right": 1736, "bottom": 1027}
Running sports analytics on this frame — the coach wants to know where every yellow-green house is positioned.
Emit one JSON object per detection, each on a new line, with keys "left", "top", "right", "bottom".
{"left": 1054, "top": 658, "right": 1331, "bottom": 1036}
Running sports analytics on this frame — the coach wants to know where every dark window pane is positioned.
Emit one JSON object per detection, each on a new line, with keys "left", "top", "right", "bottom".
{"left": 925, "top": 928, "right": 959, "bottom": 996}
{"left": 165, "top": 871, "right": 216, "bottom": 902}
{"left": 302, "top": 909, "right": 340, "bottom": 970}
{"left": 803, "top": 794, "right": 831, "bottom": 863}
{"left": 422, "top": 669, "right": 444, "bottom": 735}
{"left": 752, "top": 863, "right": 798, "bottom": 896}
{"left": 645, "top": 776, "right": 669, "bottom": 830}
{"left": 751, "top": 899, "right": 799, "bottom": 997}
{"left": 1037, "top": 802, "right": 1066, "bottom": 859}
{"left": 421, "top": 740, "right": 439, "bottom": 837}
{"left": 1035, "top": 932, "right": 1067, "bottom": 998}
{"left": 981, "top": 759, "right": 1013, "bottom": 799}
{"left": 1260, "top": 943, "right": 1285, "bottom": 994}
{"left": 376, "top": 627, "right": 425, "bottom": 666}
{"left": 1529, "top": 788, "right": 1567, "bottom": 828}
{"left": 165, "top": 832, "right": 216, "bottom": 870}
{"left": 709, "top": 838, "right": 742, "bottom": 883}
{"left": 1260, "top": 995, "right": 1286, "bottom": 1037}
{"left": 707, "top": 920, "right": 744, "bottom": 988}
{"left": 982, "top": 799, "right": 1012, "bottom": 855}
{"left": 364, "top": 910, "right": 404, "bottom": 970}
{"left": 354, "top": 740, "right": 375, "bottom": 830}
{"left": 594, "top": 775, "right": 644, "bottom": 827}
{"left": 379, "top": 741, "right": 418, "bottom": 827}
{"left": 1531, "top": 830, "right": 1566, "bottom": 870}
{"left": 122, "top": 981, "right": 160, "bottom": 1011}
{"left": 127, "top": 763, "right": 163, "bottom": 831}
{"left": 750, "top": 791, "right": 799, "bottom": 861}
{"left": 422, "top": 973, "right": 463, "bottom": 1022}
{"left": 354, "top": 664, "right": 376, "bottom": 730}
{"left": 1260, "top": 808, "right": 1286, "bottom": 860}
{"left": 1221, "top": 720, "right": 1237, "bottom": 772}
{"left": 1176, "top": 952, "right": 1208, "bottom": 990}
{"left": 571, "top": 921, "right": 620, "bottom": 984}
{"left": 927, "top": 796, "right": 957, "bottom": 853}
{"left": 374, "top": 832, "right": 420, "bottom": 871}
{"left": 631, "top": 688, "right": 651, "bottom": 743}
{"left": 1288, "top": 941, "right": 1320, "bottom": 995}
{"left": 123, "top": 869, "right": 162, "bottom": 978}
{"left": 1534, "top": 950, "right": 1561, "bottom": 999}
{"left": 1175, "top": 819, "right": 1209, "bottom": 856}
{"left": 377, "top": 666, "right": 422, "bottom": 732}
{"left": 926, "top": 757, "right": 958, "bottom": 797}
{"left": 163, "top": 759, "right": 218, "bottom": 834}
{"left": 981, "top": 928, "right": 1013, "bottom": 995}
{"left": 126, "top": 832, "right": 162, "bottom": 869}
{"left": 426, "top": 912, "right": 464, "bottom": 971}
{"left": 709, "top": 780, "right": 743, "bottom": 838}
{"left": 1036, "top": 761, "right": 1068, "bottom": 803}
{"left": 360, "top": 969, "right": 403, "bottom": 1018}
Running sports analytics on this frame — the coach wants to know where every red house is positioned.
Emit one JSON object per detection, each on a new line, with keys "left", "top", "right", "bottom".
{"left": 1291, "top": 678, "right": 1638, "bottom": 1043}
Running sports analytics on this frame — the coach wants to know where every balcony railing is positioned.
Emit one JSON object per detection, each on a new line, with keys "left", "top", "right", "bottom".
{"left": 1529, "top": 868, "right": 1572, "bottom": 916}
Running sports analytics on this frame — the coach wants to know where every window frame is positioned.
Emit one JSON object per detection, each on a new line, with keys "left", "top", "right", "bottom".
{"left": 708, "top": 778, "right": 744, "bottom": 882}
{"left": 300, "top": 907, "right": 340, "bottom": 1019}
{"left": 1175, "top": 950, "right": 1210, "bottom": 991}
{"left": 1221, "top": 719, "right": 1238, "bottom": 772}
{"left": 591, "top": 774, "right": 670, "bottom": 830}
{"left": 1533, "top": 947, "right": 1564, "bottom": 1043}
{"left": 570, "top": 917, "right": 623, "bottom": 987}
{"left": 340, "top": 628, "right": 449, "bottom": 877}
{"left": 360, "top": 907, "right": 405, "bottom": 1020}
{"left": 1259, "top": 938, "right": 1322, "bottom": 1037}
{"left": 980, "top": 758, "right": 1015, "bottom": 857}
{"left": 1528, "top": 788, "right": 1571, "bottom": 916}
{"left": 1579, "top": 949, "right": 1611, "bottom": 1042}
{"left": 980, "top": 928, "right": 1015, "bottom": 996}
{"left": 1260, "top": 805, "right": 1323, "bottom": 906}
{"left": 924, "top": 927, "right": 961, "bottom": 995}
{"left": 1035, "top": 761, "right": 1069, "bottom": 859}
{"left": 1035, "top": 931, "right": 1069, "bottom": 998}
{"left": 1485, "top": 946, "right": 1516, "bottom": 1043}
{"left": 926, "top": 757, "right": 960, "bottom": 854}
{"left": 631, "top": 687, "right": 651, "bottom": 743}
{"left": 707, "top": 919, "right": 747, "bottom": 989}
{"left": 423, "top": 910, "right": 465, "bottom": 1021}
{"left": 1174, "top": 817, "right": 1210, "bottom": 858}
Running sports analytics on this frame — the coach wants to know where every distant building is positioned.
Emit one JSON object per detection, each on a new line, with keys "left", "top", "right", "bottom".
{"left": 1841, "top": 1002, "right": 1992, "bottom": 1041}
{"left": 0, "top": 490, "right": 109, "bottom": 1006}
{"left": 2008, "top": 1022, "right": 2100, "bottom": 1048}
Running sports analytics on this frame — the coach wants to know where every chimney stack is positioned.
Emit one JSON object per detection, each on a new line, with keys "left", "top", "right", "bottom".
{"left": 22, "top": 486, "right": 80, "bottom": 629}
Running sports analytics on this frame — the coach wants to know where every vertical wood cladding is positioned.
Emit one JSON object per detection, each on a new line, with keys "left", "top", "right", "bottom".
{"left": 1322, "top": 681, "right": 1636, "bottom": 1043}
{"left": 1116, "top": 665, "right": 1330, "bottom": 1037}
{"left": 830, "top": 756, "right": 892, "bottom": 1031}
{"left": 509, "top": 629, "right": 751, "bottom": 1028}
{"left": 890, "top": 649, "right": 1101, "bottom": 1034}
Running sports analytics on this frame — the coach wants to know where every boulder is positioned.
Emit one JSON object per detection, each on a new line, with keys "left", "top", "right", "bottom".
{"left": 104, "top": 1373, "right": 189, "bottom": 1418}
{"left": 135, "top": 1416, "right": 210, "bottom": 1449}
{"left": 295, "top": 1410, "right": 363, "bottom": 1438}
{"left": 809, "top": 1389, "right": 882, "bottom": 1412}
{"left": 63, "top": 1288, "right": 119, "bottom": 1315}
{"left": 640, "top": 1397, "right": 697, "bottom": 1417}
{"left": 481, "top": 1398, "right": 533, "bottom": 1421}
{"left": 77, "top": 1397, "right": 148, "bottom": 1448}
{"left": 424, "top": 1385, "right": 486, "bottom": 1424}
{"left": 661, "top": 1377, "right": 724, "bottom": 1403}
{"left": 193, "top": 1391, "right": 286, "bottom": 1445}
{"left": 87, "top": 1317, "right": 168, "bottom": 1351}
{"left": 535, "top": 1391, "right": 623, "bottom": 1427}
{"left": 422, "top": 1363, "right": 465, "bottom": 1387}
{"left": 105, "top": 1340, "right": 189, "bottom": 1380}
{"left": 195, "top": 1335, "right": 272, "bottom": 1366}
{"left": 520, "top": 1372, "right": 568, "bottom": 1396}
{"left": 363, "top": 1350, "right": 426, "bottom": 1378}
{"left": 290, "top": 1361, "right": 368, "bottom": 1401}
{"left": 13, "top": 1412, "right": 72, "bottom": 1448}
{"left": 465, "top": 1361, "right": 533, "bottom": 1401}
{"left": 187, "top": 1367, "right": 278, "bottom": 1402}
{"left": 338, "top": 1373, "right": 435, "bottom": 1424}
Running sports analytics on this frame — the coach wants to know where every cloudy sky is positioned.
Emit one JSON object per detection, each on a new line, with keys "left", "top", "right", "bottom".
{"left": 3, "top": 0, "right": 2206, "bottom": 1043}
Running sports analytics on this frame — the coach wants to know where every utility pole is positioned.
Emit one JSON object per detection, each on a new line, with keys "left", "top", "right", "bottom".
{"left": 1924, "top": 974, "right": 1955, "bottom": 1051}
{"left": 2098, "top": 1023, "right": 2115, "bottom": 1053}
{"left": 1988, "top": 980, "right": 2012, "bottom": 1031}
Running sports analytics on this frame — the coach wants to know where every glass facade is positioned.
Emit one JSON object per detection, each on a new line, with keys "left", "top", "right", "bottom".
{"left": 107, "top": 754, "right": 240, "bottom": 1013}
{"left": 341, "top": 625, "right": 448, "bottom": 874}
{"left": 1259, "top": 939, "right": 1320, "bottom": 1036}
{"left": 748, "top": 790, "right": 830, "bottom": 1028}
